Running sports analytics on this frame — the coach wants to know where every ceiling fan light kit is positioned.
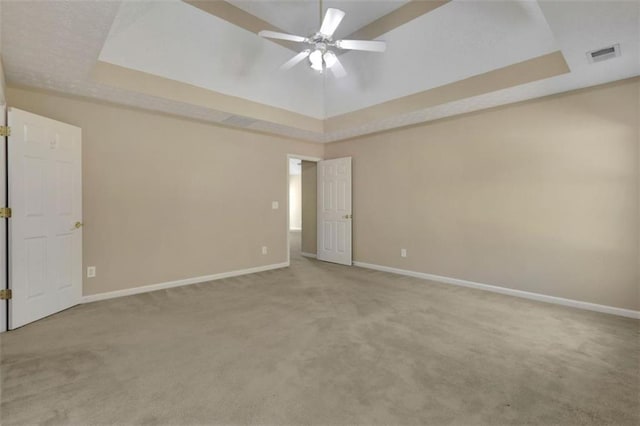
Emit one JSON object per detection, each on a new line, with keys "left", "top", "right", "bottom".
{"left": 309, "top": 48, "right": 324, "bottom": 71}
{"left": 258, "top": 6, "right": 386, "bottom": 77}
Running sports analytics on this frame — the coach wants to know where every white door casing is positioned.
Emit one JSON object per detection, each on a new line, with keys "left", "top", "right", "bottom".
{"left": 0, "top": 102, "right": 6, "bottom": 333}
{"left": 317, "top": 157, "right": 352, "bottom": 266}
{"left": 8, "top": 108, "right": 82, "bottom": 329}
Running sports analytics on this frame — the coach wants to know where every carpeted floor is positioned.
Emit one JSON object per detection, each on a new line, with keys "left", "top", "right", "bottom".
{"left": 1, "top": 232, "right": 638, "bottom": 425}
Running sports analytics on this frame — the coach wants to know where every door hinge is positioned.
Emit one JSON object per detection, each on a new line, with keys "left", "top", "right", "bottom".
{"left": 0, "top": 289, "right": 12, "bottom": 300}
{"left": 0, "top": 207, "right": 11, "bottom": 219}
{"left": 0, "top": 126, "right": 11, "bottom": 137}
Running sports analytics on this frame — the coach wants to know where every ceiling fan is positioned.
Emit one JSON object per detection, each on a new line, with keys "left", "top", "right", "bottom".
{"left": 258, "top": 4, "right": 386, "bottom": 78}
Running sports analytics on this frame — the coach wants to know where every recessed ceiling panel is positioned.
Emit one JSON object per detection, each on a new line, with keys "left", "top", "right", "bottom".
{"left": 99, "top": 0, "right": 324, "bottom": 118}
{"left": 325, "top": 0, "right": 561, "bottom": 117}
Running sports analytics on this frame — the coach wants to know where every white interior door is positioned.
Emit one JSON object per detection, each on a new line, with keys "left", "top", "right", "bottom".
{"left": 317, "top": 157, "right": 352, "bottom": 265}
{"left": 8, "top": 108, "right": 82, "bottom": 329}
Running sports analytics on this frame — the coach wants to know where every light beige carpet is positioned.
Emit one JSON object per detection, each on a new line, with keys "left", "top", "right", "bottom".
{"left": 1, "top": 232, "right": 638, "bottom": 425}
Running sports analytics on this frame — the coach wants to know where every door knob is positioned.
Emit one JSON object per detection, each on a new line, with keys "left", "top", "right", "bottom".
{"left": 72, "top": 221, "right": 83, "bottom": 230}
{"left": 343, "top": 214, "right": 353, "bottom": 219}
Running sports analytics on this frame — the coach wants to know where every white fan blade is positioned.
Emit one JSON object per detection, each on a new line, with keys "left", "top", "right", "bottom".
{"left": 336, "top": 39, "right": 386, "bottom": 52}
{"left": 319, "top": 8, "right": 345, "bottom": 37}
{"left": 280, "top": 50, "right": 311, "bottom": 70}
{"left": 259, "top": 30, "right": 307, "bottom": 43}
{"left": 330, "top": 56, "right": 347, "bottom": 78}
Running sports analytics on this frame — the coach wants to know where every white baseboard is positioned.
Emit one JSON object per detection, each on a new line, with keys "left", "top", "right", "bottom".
{"left": 353, "top": 261, "right": 640, "bottom": 319}
{"left": 82, "top": 262, "right": 289, "bottom": 304}
{"left": 301, "top": 252, "right": 317, "bottom": 259}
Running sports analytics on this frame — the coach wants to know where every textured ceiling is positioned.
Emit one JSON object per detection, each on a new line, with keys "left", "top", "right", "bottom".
{"left": 1, "top": 0, "right": 638, "bottom": 143}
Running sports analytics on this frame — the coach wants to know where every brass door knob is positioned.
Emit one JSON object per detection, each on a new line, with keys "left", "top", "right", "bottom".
{"left": 72, "top": 221, "right": 83, "bottom": 230}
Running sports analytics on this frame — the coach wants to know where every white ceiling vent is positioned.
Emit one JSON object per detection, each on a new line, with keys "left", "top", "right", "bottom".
{"left": 586, "top": 44, "right": 621, "bottom": 63}
{"left": 221, "top": 115, "right": 258, "bottom": 128}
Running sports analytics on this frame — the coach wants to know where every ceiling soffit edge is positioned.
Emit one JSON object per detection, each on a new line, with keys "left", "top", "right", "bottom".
{"left": 91, "top": 60, "right": 324, "bottom": 134}
{"left": 91, "top": 50, "right": 569, "bottom": 141}
{"left": 323, "top": 76, "right": 640, "bottom": 144}
{"left": 325, "top": 51, "right": 570, "bottom": 132}
{"left": 6, "top": 82, "right": 324, "bottom": 143}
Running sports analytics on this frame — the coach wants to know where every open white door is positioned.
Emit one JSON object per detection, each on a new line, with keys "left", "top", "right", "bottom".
{"left": 8, "top": 108, "right": 82, "bottom": 329}
{"left": 317, "top": 157, "right": 352, "bottom": 265}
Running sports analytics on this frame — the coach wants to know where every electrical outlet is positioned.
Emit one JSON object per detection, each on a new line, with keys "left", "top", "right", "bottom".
{"left": 272, "top": 201, "right": 279, "bottom": 210}
{"left": 87, "top": 266, "right": 96, "bottom": 278}
{"left": 262, "top": 246, "right": 268, "bottom": 255}
{"left": 400, "top": 249, "right": 407, "bottom": 258}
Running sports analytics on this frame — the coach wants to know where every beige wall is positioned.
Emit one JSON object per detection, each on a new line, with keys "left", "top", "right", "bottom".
{"left": 7, "top": 79, "right": 639, "bottom": 311}
{"left": 301, "top": 161, "right": 317, "bottom": 254}
{"left": 7, "top": 87, "right": 323, "bottom": 296}
{"left": 0, "top": 57, "right": 6, "bottom": 105}
{"left": 325, "top": 78, "right": 640, "bottom": 311}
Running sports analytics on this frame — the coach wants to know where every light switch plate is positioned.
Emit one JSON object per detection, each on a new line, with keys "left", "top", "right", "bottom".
{"left": 87, "top": 266, "right": 96, "bottom": 278}
{"left": 272, "top": 201, "right": 279, "bottom": 210}
{"left": 401, "top": 249, "right": 407, "bottom": 258}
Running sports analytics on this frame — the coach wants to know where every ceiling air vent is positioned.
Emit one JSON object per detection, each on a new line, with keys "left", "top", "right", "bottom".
{"left": 221, "top": 115, "right": 258, "bottom": 128}
{"left": 586, "top": 44, "right": 621, "bottom": 63}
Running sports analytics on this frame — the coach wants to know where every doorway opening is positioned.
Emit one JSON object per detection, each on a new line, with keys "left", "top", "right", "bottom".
{"left": 287, "top": 154, "right": 321, "bottom": 265}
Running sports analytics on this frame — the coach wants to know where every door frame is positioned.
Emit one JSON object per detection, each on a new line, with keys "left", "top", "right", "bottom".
{"left": 286, "top": 154, "right": 322, "bottom": 265}
{"left": 0, "top": 57, "right": 7, "bottom": 333}
{"left": 0, "top": 104, "right": 6, "bottom": 334}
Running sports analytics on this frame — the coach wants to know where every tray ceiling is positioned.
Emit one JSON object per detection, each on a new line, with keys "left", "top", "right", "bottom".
{"left": 1, "top": 0, "right": 638, "bottom": 143}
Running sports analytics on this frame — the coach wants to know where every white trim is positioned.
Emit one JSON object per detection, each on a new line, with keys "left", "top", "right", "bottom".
{"left": 82, "top": 262, "right": 289, "bottom": 304}
{"left": 288, "top": 154, "right": 323, "bottom": 163}
{"left": 301, "top": 252, "right": 317, "bottom": 259}
{"left": 0, "top": 101, "right": 5, "bottom": 333}
{"left": 353, "top": 261, "right": 640, "bottom": 319}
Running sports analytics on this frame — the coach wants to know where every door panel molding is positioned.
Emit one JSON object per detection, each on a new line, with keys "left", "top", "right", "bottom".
{"left": 8, "top": 108, "right": 82, "bottom": 329}
{"left": 317, "top": 157, "right": 352, "bottom": 266}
